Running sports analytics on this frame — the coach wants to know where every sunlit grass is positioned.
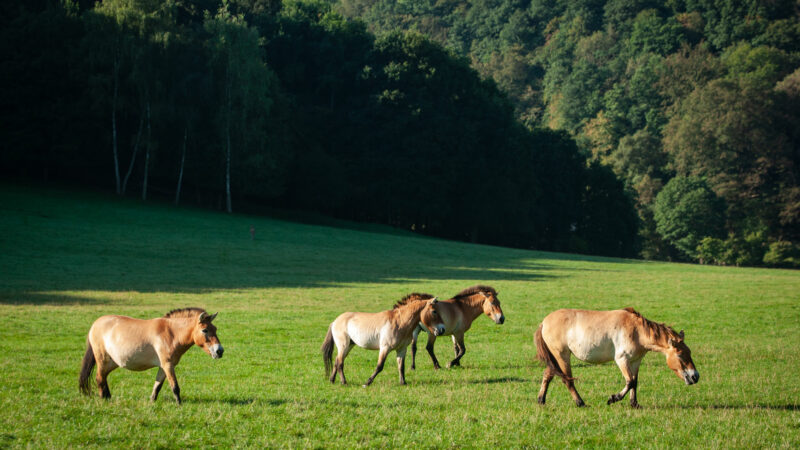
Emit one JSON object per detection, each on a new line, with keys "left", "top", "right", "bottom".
{"left": 1, "top": 184, "right": 799, "bottom": 447}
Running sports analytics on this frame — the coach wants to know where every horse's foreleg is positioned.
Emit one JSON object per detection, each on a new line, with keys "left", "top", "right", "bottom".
{"left": 608, "top": 356, "right": 641, "bottom": 408}
{"left": 162, "top": 362, "right": 181, "bottom": 405}
{"left": 364, "top": 347, "right": 389, "bottom": 387}
{"left": 396, "top": 347, "right": 407, "bottom": 385}
{"left": 447, "top": 334, "right": 465, "bottom": 368}
{"left": 150, "top": 368, "right": 166, "bottom": 402}
{"left": 425, "top": 333, "right": 440, "bottom": 370}
{"left": 537, "top": 368, "right": 555, "bottom": 404}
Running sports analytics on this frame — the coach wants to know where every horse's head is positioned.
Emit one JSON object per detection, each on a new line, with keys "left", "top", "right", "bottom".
{"left": 480, "top": 290, "right": 505, "bottom": 324}
{"left": 193, "top": 312, "right": 224, "bottom": 359}
{"left": 420, "top": 298, "right": 446, "bottom": 336}
{"left": 665, "top": 330, "right": 698, "bottom": 385}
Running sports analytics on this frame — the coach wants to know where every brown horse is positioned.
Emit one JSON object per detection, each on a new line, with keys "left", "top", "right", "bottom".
{"left": 322, "top": 294, "right": 446, "bottom": 386}
{"left": 79, "top": 308, "right": 223, "bottom": 404}
{"left": 410, "top": 285, "right": 505, "bottom": 370}
{"left": 535, "top": 308, "right": 698, "bottom": 408}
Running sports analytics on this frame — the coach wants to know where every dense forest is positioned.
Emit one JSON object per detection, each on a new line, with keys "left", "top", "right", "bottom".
{"left": 1, "top": 0, "right": 798, "bottom": 266}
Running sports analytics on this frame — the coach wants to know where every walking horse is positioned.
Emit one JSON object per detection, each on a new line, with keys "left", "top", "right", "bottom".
{"left": 410, "top": 285, "right": 505, "bottom": 370}
{"left": 535, "top": 307, "right": 698, "bottom": 408}
{"left": 322, "top": 294, "right": 446, "bottom": 386}
{"left": 79, "top": 308, "right": 223, "bottom": 404}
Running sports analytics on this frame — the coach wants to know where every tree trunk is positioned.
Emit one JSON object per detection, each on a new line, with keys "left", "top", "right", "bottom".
{"left": 142, "top": 101, "right": 151, "bottom": 201}
{"left": 111, "top": 51, "right": 121, "bottom": 194}
{"left": 225, "top": 58, "right": 233, "bottom": 214}
{"left": 121, "top": 112, "right": 144, "bottom": 195}
{"left": 175, "top": 125, "right": 187, "bottom": 205}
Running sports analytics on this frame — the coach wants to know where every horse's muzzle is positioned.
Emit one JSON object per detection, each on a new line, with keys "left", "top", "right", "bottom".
{"left": 684, "top": 370, "right": 699, "bottom": 385}
{"left": 496, "top": 314, "right": 505, "bottom": 325}
{"left": 433, "top": 324, "right": 446, "bottom": 336}
{"left": 210, "top": 344, "right": 224, "bottom": 359}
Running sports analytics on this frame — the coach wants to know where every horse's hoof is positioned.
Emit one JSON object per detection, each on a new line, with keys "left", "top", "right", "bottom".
{"left": 537, "top": 397, "right": 546, "bottom": 405}
{"left": 630, "top": 403, "right": 641, "bottom": 409}
{"left": 576, "top": 400, "right": 586, "bottom": 407}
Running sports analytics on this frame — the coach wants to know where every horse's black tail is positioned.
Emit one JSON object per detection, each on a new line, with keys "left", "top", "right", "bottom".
{"left": 79, "top": 341, "right": 96, "bottom": 395}
{"left": 535, "top": 324, "right": 574, "bottom": 382}
{"left": 321, "top": 325, "right": 334, "bottom": 378}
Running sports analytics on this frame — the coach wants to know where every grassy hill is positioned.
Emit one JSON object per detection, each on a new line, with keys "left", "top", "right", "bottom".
{"left": 0, "top": 183, "right": 798, "bottom": 447}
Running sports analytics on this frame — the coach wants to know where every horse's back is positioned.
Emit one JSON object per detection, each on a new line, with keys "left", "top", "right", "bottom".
{"left": 88, "top": 315, "right": 162, "bottom": 370}
{"left": 542, "top": 309, "right": 632, "bottom": 364}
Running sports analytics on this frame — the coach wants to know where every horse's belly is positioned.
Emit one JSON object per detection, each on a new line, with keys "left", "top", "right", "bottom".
{"left": 347, "top": 324, "right": 381, "bottom": 350}
{"left": 568, "top": 334, "right": 615, "bottom": 364}
{"left": 104, "top": 335, "right": 159, "bottom": 371}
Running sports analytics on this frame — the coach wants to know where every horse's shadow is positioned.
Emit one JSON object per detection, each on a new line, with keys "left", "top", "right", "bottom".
{"left": 468, "top": 377, "right": 528, "bottom": 385}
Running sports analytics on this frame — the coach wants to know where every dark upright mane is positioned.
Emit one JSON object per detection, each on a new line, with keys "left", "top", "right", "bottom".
{"left": 453, "top": 285, "right": 497, "bottom": 300}
{"left": 623, "top": 307, "right": 680, "bottom": 341}
{"left": 164, "top": 307, "right": 207, "bottom": 319}
{"left": 393, "top": 293, "right": 435, "bottom": 309}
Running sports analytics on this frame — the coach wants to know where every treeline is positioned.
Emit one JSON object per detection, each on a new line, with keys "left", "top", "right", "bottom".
{"left": 0, "top": 0, "right": 638, "bottom": 257}
{"left": 338, "top": 0, "right": 800, "bottom": 267}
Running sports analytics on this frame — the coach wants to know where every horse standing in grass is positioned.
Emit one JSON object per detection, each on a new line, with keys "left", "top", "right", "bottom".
{"left": 535, "top": 307, "right": 698, "bottom": 408}
{"left": 322, "top": 295, "right": 446, "bottom": 386}
{"left": 79, "top": 308, "right": 223, "bottom": 404}
{"left": 410, "top": 285, "right": 505, "bottom": 370}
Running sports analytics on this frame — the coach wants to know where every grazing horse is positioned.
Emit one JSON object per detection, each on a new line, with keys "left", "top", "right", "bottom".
{"left": 535, "top": 308, "right": 698, "bottom": 408}
{"left": 410, "top": 285, "right": 505, "bottom": 370}
{"left": 79, "top": 308, "right": 223, "bottom": 404}
{"left": 321, "top": 294, "right": 446, "bottom": 386}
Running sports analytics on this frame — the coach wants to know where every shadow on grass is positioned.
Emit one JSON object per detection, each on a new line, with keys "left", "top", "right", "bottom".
{"left": 468, "top": 377, "right": 528, "bottom": 384}
{"left": 0, "top": 184, "right": 639, "bottom": 305}
{"left": 663, "top": 404, "right": 800, "bottom": 411}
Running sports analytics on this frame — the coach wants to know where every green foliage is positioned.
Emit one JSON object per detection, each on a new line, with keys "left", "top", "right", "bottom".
{"left": 763, "top": 240, "right": 800, "bottom": 268}
{"left": 653, "top": 176, "right": 726, "bottom": 259}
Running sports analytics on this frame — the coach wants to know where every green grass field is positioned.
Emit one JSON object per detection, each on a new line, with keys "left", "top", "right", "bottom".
{"left": 1, "top": 183, "right": 799, "bottom": 448}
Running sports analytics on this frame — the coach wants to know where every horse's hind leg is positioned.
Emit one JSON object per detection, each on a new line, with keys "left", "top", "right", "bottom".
{"left": 95, "top": 357, "right": 117, "bottom": 400}
{"left": 411, "top": 325, "right": 421, "bottom": 370}
{"left": 333, "top": 342, "right": 353, "bottom": 385}
{"left": 553, "top": 351, "right": 585, "bottom": 407}
{"left": 150, "top": 368, "right": 166, "bottom": 402}
{"left": 537, "top": 367, "right": 555, "bottom": 404}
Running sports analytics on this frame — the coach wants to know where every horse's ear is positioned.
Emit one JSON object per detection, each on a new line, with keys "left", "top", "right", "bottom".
{"left": 209, "top": 312, "right": 218, "bottom": 323}
{"left": 678, "top": 330, "right": 685, "bottom": 339}
{"left": 430, "top": 297, "right": 439, "bottom": 304}
{"left": 198, "top": 311, "right": 209, "bottom": 323}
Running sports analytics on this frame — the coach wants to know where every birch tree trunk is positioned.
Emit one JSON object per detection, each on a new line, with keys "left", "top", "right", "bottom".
{"left": 142, "top": 100, "right": 151, "bottom": 201}
{"left": 175, "top": 125, "right": 187, "bottom": 205}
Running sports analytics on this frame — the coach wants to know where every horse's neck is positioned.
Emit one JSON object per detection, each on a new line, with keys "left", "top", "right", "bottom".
{"left": 165, "top": 318, "right": 196, "bottom": 350}
{"left": 394, "top": 303, "right": 427, "bottom": 332}
{"left": 636, "top": 323, "right": 671, "bottom": 354}
{"left": 455, "top": 295, "right": 484, "bottom": 321}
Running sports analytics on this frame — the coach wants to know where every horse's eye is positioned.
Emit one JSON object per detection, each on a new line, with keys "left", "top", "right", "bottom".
{"left": 201, "top": 329, "right": 208, "bottom": 334}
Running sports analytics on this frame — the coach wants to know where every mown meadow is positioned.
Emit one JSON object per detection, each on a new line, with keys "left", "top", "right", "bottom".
{"left": 1, "top": 183, "right": 799, "bottom": 447}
